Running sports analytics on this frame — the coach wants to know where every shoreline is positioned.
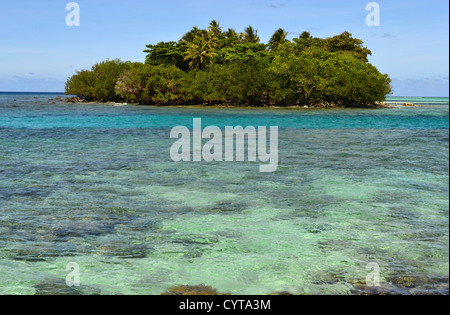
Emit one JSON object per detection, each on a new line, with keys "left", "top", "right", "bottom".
{"left": 62, "top": 96, "right": 422, "bottom": 109}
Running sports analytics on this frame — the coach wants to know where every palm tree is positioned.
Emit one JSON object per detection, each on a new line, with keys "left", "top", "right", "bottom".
{"left": 180, "top": 26, "right": 207, "bottom": 43}
{"left": 269, "top": 28, "right": 288, "bottom": 50}
{"left": 208, "top": 20, "right": 223, "bottom": 39}
{"left": 184, "top": 34, "right": 217, "bottom": 70}
{"left": 223, "top": 28, "right": 241, "bottom": 46}
{"left": 242, "top": 26, "right": 260, "bottom": 43}
{"left": 224, "top": 28, "right": 238, "bottom": 39}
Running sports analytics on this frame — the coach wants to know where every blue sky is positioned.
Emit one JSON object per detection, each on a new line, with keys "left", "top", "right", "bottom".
{"left": 0, "top": 0, "right": 448, "bottom": 96}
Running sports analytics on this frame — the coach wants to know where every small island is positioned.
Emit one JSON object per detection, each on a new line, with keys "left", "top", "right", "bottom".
{"left": 65, "top": 21, "right": 392, "bottom": 108}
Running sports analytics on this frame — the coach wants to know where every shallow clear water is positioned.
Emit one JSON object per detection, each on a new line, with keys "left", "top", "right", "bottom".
{"left": 0, "top": 93, "right": 448, "bottom": 295}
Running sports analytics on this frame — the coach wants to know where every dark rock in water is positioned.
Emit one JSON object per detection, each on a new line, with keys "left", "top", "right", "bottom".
{"left": 311, "top": 271, "right": 346, "bottom": 285}
{"left": 269, "top": 291, "right": 294, "bottom": 295}
{"left": 172, "top": 234, "right": 219, "bottom": 246}
{"left": 318, "top": 239, "right": 352, "bottom": 253}
{"left": 52, "top": 217, "right": 132, "bottom": 239}
{"left": 13, "top": 251, "right": 47, "bottom": 262}
{"left": 53, "top": 224, "right": 115, "bottom": 238}
{"left": 13, "top": 250, "right": 56, "bottom": 262}
{"left": 290, "top": 208, "right": 322, "bottom": 219}
{"left": 348, "top": 280, "right": 399, "bottom": 295}
{"left": 161, "top": 285, "right": 229, "bottom": 296}
{"left": 34, "top": 279, "right": 101, "bottom": 295}
{"left": 209, "top": 200, "right": 247, "bottom": 214}
{"left": 125, "top": 217, "right": 160, "bottom": 232}
{"left": 305, "top": 223, "right": 331, "bottom": 234}
{"left": 386, "top": 274, "right": 449, "bottom": 295}
{"left": 12, "top": 245, "right": 75, "bottom": 262}
{"left": 389, "top": 275, "right": 416, "bottom": 288}
{"left": 349, "top": 274, "right": 450, "bottom": 295}
{"left": 97, "top": 243, "right": 149, "bottom": 259}
{"left": 183, "top": 250, "right": 203, "bottom": 259}
{"left": 195, "top": 200, "right": 248, "bottom": 215}
{"left": 65, "top": 97, "right": 82, "bottom": 103}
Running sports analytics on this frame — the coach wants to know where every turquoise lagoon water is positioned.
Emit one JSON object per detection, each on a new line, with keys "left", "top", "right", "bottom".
{"left": 0, "top": 93, "right": 448, "bottom": 295}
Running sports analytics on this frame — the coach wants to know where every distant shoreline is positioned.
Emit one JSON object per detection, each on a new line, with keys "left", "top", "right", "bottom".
{"left": 3, "top": 92, "right": 447, "bottom": 109}
{"left": 2, "top": 92, "right": 448, "bottom": 99}
{"left": 61, "top": 96, "right": 423, "bottom": 109}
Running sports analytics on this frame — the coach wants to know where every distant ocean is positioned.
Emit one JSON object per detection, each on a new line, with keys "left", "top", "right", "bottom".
{"left": 386, "top": 96, "right": 449, "bottom": 106}
{"left": 0, "top": 92, "right": 448, "bottom": 295}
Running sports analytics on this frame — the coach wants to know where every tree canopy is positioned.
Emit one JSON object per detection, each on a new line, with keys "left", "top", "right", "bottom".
{"left": 66, "top": 22, "right": 392, "bottom": 107}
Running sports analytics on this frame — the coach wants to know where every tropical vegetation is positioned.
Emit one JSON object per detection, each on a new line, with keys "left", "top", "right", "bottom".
{"left": 65, "top": 21, "right": 392, "bottom": 107}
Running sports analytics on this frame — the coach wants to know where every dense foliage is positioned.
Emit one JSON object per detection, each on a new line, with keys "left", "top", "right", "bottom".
{"left": 66, "top": 21, "right": 392, "bottom": 107}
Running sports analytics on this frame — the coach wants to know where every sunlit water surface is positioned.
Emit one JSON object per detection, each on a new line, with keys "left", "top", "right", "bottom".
{"left": 0, "top": 93, "right": 448, "bottom": 295}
